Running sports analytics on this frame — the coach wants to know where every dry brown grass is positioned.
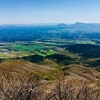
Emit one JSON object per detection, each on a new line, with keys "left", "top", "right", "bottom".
{"left": 0, "top": 60, "right": 99, "bottom": 99}
{"left": 0, "top": 59, "right": 58, "bottom": 80}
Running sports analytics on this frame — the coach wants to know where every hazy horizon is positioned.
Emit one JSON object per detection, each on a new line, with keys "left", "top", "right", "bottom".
{"left": 0, "top": 0, "right": 100, "bottom": 24}
{"left": 1, "top": 22, "right": 100, "bottom": 26}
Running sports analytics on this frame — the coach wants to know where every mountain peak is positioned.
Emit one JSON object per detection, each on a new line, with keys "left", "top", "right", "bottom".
{"left": 74, "top": 22, "right": 85, "bottom": 25}
{"left": 56, "top": 23, "right": 67, "bottom": 28}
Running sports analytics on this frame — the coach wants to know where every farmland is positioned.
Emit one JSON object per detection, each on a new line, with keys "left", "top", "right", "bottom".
{"left": 0, "top": 41, "right": 59, "bottom": 58}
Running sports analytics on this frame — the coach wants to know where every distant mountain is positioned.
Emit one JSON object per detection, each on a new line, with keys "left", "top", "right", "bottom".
{"left": 56, "top": 22, "right": 100, "bottom": 28}
{"left": 1, "top": 22, "right": 100, "bottom": 42}
{"left": 56, "top": 23, "right": 68, "bottom": 28}
{"left": 72, "top": 22, "right": 100, "bottom": 28}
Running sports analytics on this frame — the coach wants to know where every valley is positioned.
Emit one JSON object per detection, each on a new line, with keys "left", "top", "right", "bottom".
{"left": 0, "top": 23, "right": 100, "bottom": 99}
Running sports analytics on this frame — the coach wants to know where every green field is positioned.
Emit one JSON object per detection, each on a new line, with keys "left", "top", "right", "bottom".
{"left": 11, "top": 44, "right": 44, "bottom": 51}
{"left": 0, "top": 40, "right": 97, "bottom": 61}
{"left": 4, "top": 43, "right": 58, "bottom": 58}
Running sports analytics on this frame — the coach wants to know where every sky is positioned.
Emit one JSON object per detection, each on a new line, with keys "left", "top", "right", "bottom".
{"left": 0, "top": 0, "right": 100, "bottom": 24}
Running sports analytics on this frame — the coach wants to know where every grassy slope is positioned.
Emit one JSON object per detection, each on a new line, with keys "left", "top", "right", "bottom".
{"left": 38, "top": 58, "right": 60, "bottom": 68}
{"left": 0, "top": 59, "right": 99, "bottom": 82}
{"left": 62, "top": 64, "right": 100, "bottom": 82}
{"left": 0, "top": 59, "right": 58, "bottom": 80}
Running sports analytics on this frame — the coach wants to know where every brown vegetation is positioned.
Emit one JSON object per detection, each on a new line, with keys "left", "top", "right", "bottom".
{"left": 0, "top": 60, "right": 99, "bottom": 100}
{"left": 0, "top": 71, "right": 99, "bottom": 100}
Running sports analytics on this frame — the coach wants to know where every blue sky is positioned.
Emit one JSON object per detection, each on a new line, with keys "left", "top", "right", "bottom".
{"left": 0, "top": 0, "right": 100, "bottom": 24}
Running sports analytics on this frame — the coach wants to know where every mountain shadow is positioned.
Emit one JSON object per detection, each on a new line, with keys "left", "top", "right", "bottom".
{"left": 67, "top": 44, "right": 100, "bottom": 58}
{"left": 45, "top": 54, "right": 76, "bottom": 65}
{"left": 22, "top": 54, "right": 44, "bottom": 63}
